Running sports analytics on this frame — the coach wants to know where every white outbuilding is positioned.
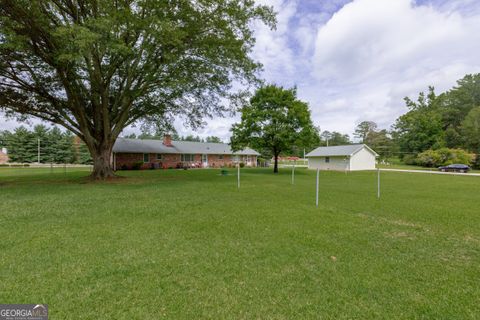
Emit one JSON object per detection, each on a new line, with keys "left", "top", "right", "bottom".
{"left": 306, "top": 144, "right": 378, "bottom": 171}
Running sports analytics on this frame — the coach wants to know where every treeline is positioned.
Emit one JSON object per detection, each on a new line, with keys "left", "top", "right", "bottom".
{"left": 288, "top": 130, "right": 351, "bottom": 158}
{"left": 0, "top": 125, "right": 91, "bottom": 164}
{"left": 355, "top": 73, "right": 480, "bottom": 168}
{"left": 124, "top": 132, "right": 223, "bottom": 143}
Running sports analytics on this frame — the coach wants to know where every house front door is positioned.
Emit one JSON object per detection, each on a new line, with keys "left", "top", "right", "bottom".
{"left": 202, "top": 154, "right": 208, "bottom": 167}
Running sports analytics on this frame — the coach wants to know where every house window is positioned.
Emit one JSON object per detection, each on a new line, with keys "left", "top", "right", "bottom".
{"left": 143, "top": 153, "right": 149, "bottom": 163}
{"left": 181, "top": 154, "right": 195, "bottom": 162}
{"left": 156, "top": 154, "right": 163, "bottom": 160}
{"left": 325, "top": 157, "right": 330, "bottom": 163}
{"left": 232, "top": 155, "right": 239, "bottom": 162}
{"left": 218, "top": 155, "right": 224, "bottom": 160}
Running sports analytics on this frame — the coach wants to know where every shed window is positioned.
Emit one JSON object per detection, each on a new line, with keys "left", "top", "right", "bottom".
{"left": 143, "top": 153, "right": 149, "bottom": 163}
{"left": 325, "top": 157, "right": 330, "bottom": 163}
{"left": 181, "top": 154, "right": 195, "bottom": 162}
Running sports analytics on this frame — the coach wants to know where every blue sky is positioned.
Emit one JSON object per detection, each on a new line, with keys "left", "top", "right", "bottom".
{"left": 2, "top": 0, "right": 480, "bottom": 141}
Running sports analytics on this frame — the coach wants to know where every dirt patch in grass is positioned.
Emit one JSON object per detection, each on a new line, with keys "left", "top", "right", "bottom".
{"left": 358, "top": 213, "right": 423, "bottom": 229}
{"left": 463, "top": 234, "right": 480, "bottom": 244}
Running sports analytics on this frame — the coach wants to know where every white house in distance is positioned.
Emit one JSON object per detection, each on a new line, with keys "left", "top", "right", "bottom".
{"left": 306, "top": 144, "right": 378, "bottom": 171}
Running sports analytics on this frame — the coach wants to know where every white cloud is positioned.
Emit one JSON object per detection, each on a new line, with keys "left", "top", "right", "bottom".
{"left": 307, "top": 0, "right": 480, "bottom": 134}
{"left": 251, "top": 0, "right": 299, "bottom": 83}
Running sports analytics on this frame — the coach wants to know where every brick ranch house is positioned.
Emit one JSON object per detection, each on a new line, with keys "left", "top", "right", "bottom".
{"left": 112, "top": 135, "right": 260, "bottom": 170}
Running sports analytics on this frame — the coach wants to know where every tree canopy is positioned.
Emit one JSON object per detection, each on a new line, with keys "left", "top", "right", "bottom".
{"left": 392, "top": 74, "right": 480, "bottom": 164}
{"left": 320, "top": 130, "right": 351, "bottom": 146}
{"left": 460, "top": 106, "right": 480, "bottom": 153}
{"left": 230, "top": 85, "right": 319, "bottom": 173}
{"left": 0, "top": 0, "right": 274, "bottom": 178}
{"left": 354, "top": 121, "right": 377, "bottom": 143}
{"left": 393, "top": 87, "right": 445, "bottom": 156}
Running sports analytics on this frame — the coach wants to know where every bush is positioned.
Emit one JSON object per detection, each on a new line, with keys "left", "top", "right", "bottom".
{"left": 131, "top": 161, "right": 143, "bottom": 170}
{"left": 402, "top": 154, "right": 418, "bottom": 165}
{"left": 239, "top": 162, "right": 245, "bottom": 168}
{"left": 416, "top": 148, "right": 474, "bottom": 167}
{"left": 121, "top": 164, "right": 128, "bottom": 170}
{"left": 416, "top": 150, "right": 441, "bottom": 167}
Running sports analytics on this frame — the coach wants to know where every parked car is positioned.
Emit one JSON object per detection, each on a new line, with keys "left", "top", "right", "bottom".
{"left": 438, "top": 164, "right": 471, "bottom": 173}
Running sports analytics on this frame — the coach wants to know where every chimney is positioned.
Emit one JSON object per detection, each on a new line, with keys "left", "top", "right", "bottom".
{"left": 163, "top": 134, "right": 173, "bottom": 147}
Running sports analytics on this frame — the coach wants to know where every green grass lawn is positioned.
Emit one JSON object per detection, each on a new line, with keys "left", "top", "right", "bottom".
{"left": 1, "top": 168, "right": 479, "bottom": 319}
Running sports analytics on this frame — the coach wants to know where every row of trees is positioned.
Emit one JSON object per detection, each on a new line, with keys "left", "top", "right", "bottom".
{"left": 394, "top": 74, "right": 480, "bottom": 157}
{"left": 0, "top": 125, "right": 91, "bottom": 164}
{"left": 124, "top": 132, "right": 223, "bottom": 143}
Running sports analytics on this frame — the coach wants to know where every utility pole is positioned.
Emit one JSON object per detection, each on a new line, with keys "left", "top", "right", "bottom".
{"left": 37, "top": 138, "right": 40, "bottom": 164}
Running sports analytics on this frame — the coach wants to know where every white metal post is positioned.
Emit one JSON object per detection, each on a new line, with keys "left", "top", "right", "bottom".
{"left": 377, "top": 168, "right": 380, "bottom": 199}
{"left": 292, "top": 160, "right": 296, "bottom": 185}
{"left": 237, "top": 163, "right": 240, "bottom": 189}
{"left": 316, "top": 168, "right": 319, "bottom": 207}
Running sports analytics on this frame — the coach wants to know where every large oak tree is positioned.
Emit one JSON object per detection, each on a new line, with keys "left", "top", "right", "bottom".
{"left": 0, "top": 0, "right": 274, "bottom": 179}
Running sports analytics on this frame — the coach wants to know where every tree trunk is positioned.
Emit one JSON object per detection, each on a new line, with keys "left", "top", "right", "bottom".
{"left": 90, "top": 142, "right": 116, "bottom": 180}
{"left": 273, "top": 153, "right": 279, "bottom": 173}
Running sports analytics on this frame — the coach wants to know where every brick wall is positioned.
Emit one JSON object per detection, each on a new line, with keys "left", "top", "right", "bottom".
{"left": 114, "top": 153, "right": 257, "bottom": 170}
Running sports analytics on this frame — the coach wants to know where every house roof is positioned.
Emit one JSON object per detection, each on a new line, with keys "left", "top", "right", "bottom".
{"left": 113, "top": 138, "right": 260, "bottom": 156}
{"left": 306, "top": 144, "right": 378, "bottom": 157}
